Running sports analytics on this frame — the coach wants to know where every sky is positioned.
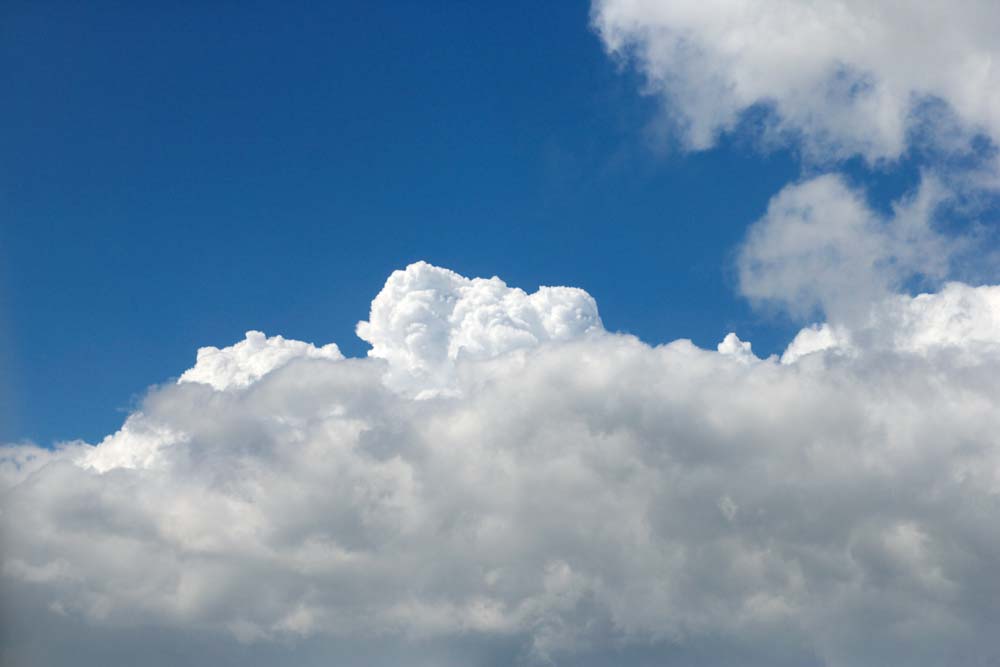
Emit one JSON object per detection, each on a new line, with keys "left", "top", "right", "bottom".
{"left": 4, "top": 2, "right": 1000, "bottom": 666}
{"left": 6, "top": 0, "right": 823, "bottom": 445}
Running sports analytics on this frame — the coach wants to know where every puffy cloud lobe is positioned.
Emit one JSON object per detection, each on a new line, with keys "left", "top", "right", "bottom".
{"left": 782, "top": 281, "right": 1000, "bottom": 363}
{"left": 356, "top": 261, "right": 603, "bottom": 396}
{"left": 780, "top": 322, "right": 852, "bottom": 365}
{"left": 737, "top": 174, "right": 952, "bottom": 321}
{"left": 5, "top": 264, "right": 1000, "bottom": 666}
{"left": 592, "top": 0, "right": 1000, "bottom": 160}
{"left": 178, "top": 330, "right": 343, "bottom": 391}
{"left": 716, "top": 332, "right": 755, "bottom": 362}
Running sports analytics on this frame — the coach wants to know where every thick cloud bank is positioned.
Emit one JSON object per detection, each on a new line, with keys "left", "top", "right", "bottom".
{"left": 5, "top": 263, "right": 1000, "bottom": 665}
{"left": 593, "top": 0, "right": 1000, "bottom": 159}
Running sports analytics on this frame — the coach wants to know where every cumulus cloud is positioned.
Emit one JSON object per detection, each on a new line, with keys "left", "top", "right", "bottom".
{"left": 737, "top": 173, "right": 954, "bottom": 321}
{"left": 782, "top": 281, "right": 1000, "bottom": 363}
{"left": 5, "top": 263, "right": 1000, "bottom": 666}
{"left": 592, "top": 0, "right": 1000, "bottom": 160}
{"left": 179, "top": 330, "right": 343, "bottom": 391}
{"left": 356, "top": 261, "right": 603, "bottom": 396}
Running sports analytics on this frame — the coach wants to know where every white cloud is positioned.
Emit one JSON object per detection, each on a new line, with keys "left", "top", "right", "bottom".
{"left": 356, "top": 261, "right": 603, "bottom": 396}
{"left": 716, "top": 332, "right": 756, "bottom": 362}
{"left": 780, "top": 322, "right": 852, "bottom": 364}
{"left": 5, "top": 263, "right": 1000, "bottom": 665}
{"left": 781, "top": 281, "right": 1000, "bottom": 363}
{"left": 592, "top": 0, "right": 1000, "bottom": 160}
{"left": 737, "top": 173, "right": 953, "bottom": 321}
{"left": 178, "top": 330, "right": 343, "bottom": 391}
{"left": 0, "top": 442, "right": 87, "bottom": 493}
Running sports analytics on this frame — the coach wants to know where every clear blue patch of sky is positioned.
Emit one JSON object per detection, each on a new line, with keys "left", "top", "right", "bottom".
{"left": 0, "top": 0, "right": 964, "bottom": 444}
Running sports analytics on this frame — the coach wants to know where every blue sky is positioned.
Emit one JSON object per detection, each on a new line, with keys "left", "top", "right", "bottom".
{"left": 1, "top": 1, "right": 815, "bottom": 444}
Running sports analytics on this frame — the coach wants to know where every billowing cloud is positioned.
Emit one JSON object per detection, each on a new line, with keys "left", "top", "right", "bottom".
{"left": 179, "top": 330, "right": 343, "bottom": 391}
{"left": 781, "top": 280, "right": 1000, "bottom": 363}
{"left": 5, "top": 263, "right": 1000, "bottom": 666}
{"left": 592, "top": 0, "right": 1000, "bottom": 160}
{"left": 356, "top": 261, "right": 603, "bottom": 397}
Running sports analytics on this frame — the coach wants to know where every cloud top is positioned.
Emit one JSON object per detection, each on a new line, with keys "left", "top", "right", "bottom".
{"left": 179, "top": 330, "right": 343, "bottom": 391}
{"left": 782, "top": 281, "right": 1000, "bottom": 363}
{"left": 356, "top": 261, "right": 603, "bottom": 395}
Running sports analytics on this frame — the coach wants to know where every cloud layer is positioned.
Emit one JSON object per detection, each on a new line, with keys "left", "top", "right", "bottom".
{"left": 5, "top": 263, "right": 1000, "bottom": 666}
{"left": 593, "top": 0, "right": 1000, "bottom": 160}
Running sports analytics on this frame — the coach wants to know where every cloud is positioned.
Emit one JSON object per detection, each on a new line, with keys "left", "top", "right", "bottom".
{"left": 356, "top": 261, "right": 603, "bottom": 396}
{"left": 781, "top": 281, "right": 1000, "bottom": 363}
{"left": 179, "top": 330, "right": 343, "bottom": 391}
{"left": 592, "top": 0, "right": 1000, "bottom": 160}
{"left": 737, "top": 173, "right": 954, "bottom": 321}
{"left": 5, "top": 263, "right": 1000, "bottom": 665}
{"left": 592, "top": 0, "right": 1000, "bottom": 342}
